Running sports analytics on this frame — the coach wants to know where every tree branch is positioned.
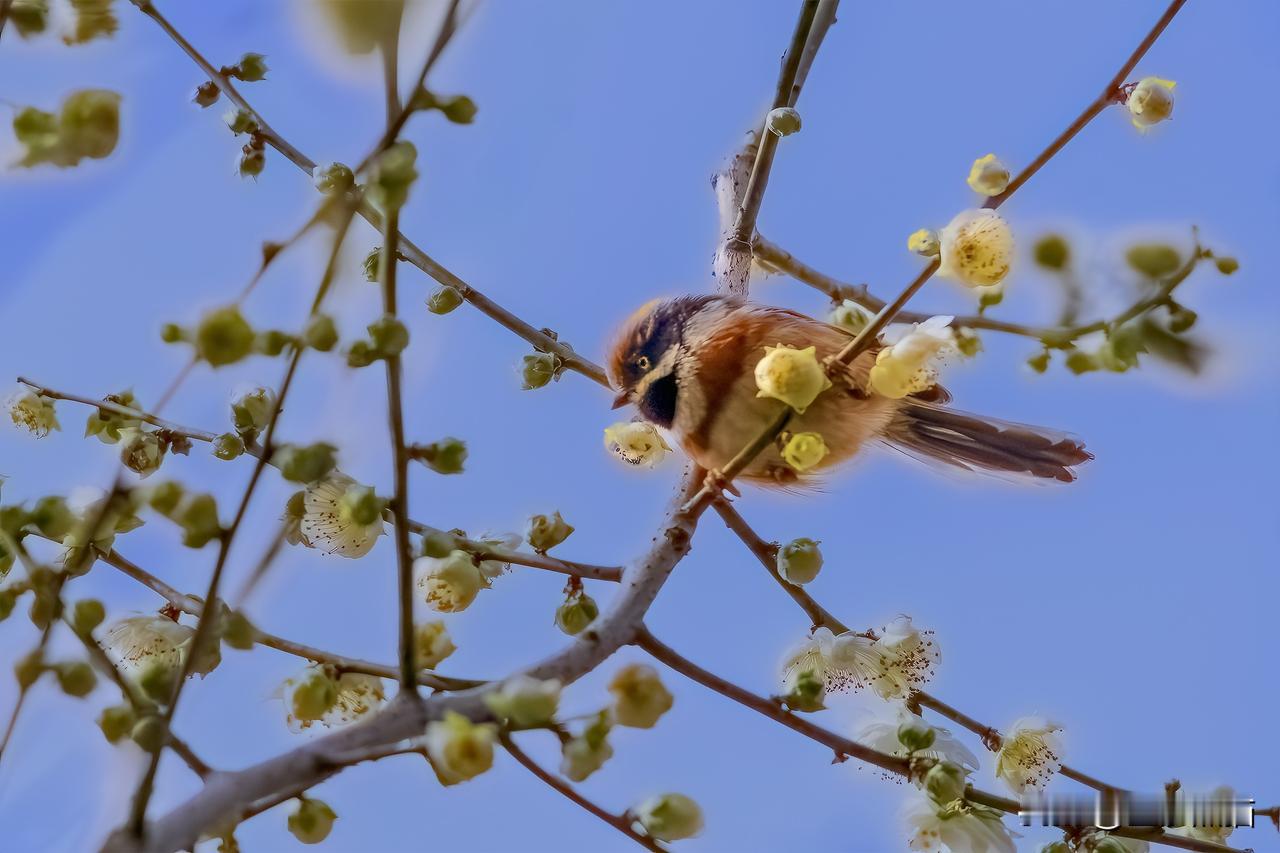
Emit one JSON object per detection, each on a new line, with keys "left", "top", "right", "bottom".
{"left": 499, "top": 731, "right": 665, "bottom": 852}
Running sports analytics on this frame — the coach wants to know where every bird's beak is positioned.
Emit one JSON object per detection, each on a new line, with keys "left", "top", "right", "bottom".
{"left": 611, "top": 389, "right": 631, "bottom": 410}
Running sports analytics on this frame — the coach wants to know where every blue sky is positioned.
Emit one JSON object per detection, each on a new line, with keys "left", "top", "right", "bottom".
{"left": 1, "top": 1, "right": 1277, "bottom": 851}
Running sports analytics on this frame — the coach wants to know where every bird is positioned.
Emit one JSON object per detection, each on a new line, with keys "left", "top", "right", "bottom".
{"left": 607, "top": 294, "right": 1091, "bottom": 486}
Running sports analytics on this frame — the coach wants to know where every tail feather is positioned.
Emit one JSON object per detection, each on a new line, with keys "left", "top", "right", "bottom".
{"left": 887, "top": 403, "right": 1092, "bottom": 483}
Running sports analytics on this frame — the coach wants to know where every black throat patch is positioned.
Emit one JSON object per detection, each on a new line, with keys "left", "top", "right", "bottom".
{"left": 637, "top": 368, "right": 679, "bottom": 428}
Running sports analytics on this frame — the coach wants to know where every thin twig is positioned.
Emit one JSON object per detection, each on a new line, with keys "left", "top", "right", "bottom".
{"left": 499, "top": 731, "right": 665, "bottom": 852}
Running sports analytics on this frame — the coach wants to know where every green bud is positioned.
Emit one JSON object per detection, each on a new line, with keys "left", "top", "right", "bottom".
{"left": 73, "top": 598, "right": 106, "bottom": 635}
{"left": 54, "top": 660, "right": 97, "bottom": 697}
{"left": 119, "top": 428, "right": 166, "bottom": 478}
{"left": 30, "top": 495, "right": 75, "bottom": 540}
{"left": 1168, "top": 306, "right": 1198, "bottom": 334}
{"left": 231, "top": 387, "right": 276, "bottom": 437}
{"left": 312, "top": 162, "right": 354, "bottom": 195}
{"left": 338, "top": 484, "right": 384, "bottom": 527}
{"left": 139, "top": 659, "right": 178, "bottom": 703}
{"left": 289, "top": 668, "right": 338, "bottom": 722}
{"left": 195, "top": 305, "right": 255, "bottom": 367}
{"left": 238, "top": 145, "right": 266, "bottom": 179}
{"left": 766, "top": 106, "right": 802, "bottom": 137}
{"left": 439, "top": 94, "right": 478, "bottom": 124}
{"left": 484, "top": 675, "right": 561, "bottom": 728}
{"left": 213, "top": 432, "right": 245, "bottom": 461}
{"left": 1032, "top": 234, "right": 1071, "bottom": 270}
{"left": 954, "top": 328, "right": 983, "bottom": 358}
{"left": 362, "top": 247, "right": 382, "bottom": 283}
{"left": 98, "top": 703, "right": 136, "bottom": 743}
{"left": 14, "top": 650, "right": 45, "bottom": 689}
{"left": 1125, "top": 243, "right": 1181, "bottom": 279}
{"left": 346, "top": 340, "right": 375, "bottom": 368}
{"left": 634, "top": 793, "right": 704, "bottom": 842}
{"left": 783, "top": 668, "right": 825, "bottom": 712}
{"left": 554, "top": 590, "right": 598, "bottom": 636}
{"left": 223, "top": 108, "right": 259, "bottom": 136}
{"left": 1215, "top": 256, "right": 1239, "bottom": 275}
{"left": 302, "top": 313, "right": 339, "bottom": 352}
{"left": 15, "top": 89, "right": 121, "bottom": 168}
{"left": 131, "top": 715, "right": 167, "bottom": 753}
{"left": 1027, "top": 349, "right": 1052, "bottom": 374}
{"left": 275, "top": 443, "right": 338, "bottom": 485}
{"left": 521, "top": 353, "right": 559, "bottom": 390}
{"left": 924, "top": 761, "right": 968, "bottom": 804}
{"left": 13, "top": 106, "right": 59, "bottom": 149}
{"left": 288, "top": 798, "right": 338, "bottom": 845}
{"left": 897, "top": 719, "right": 937, "bottom": 753}
{"left": 609, "top": 663, "right": 673, "bottom": 729}
{"left": 221, "top": 609, "right": 257, "bottom": 651}
{"left": 147, "top": 480, "right": 185, "bottom": 516}
{"left": 254, "top": 329, "right": 295, "bottom": 357}
{"left": 193, "top": 81, "right": 220, "bottom": 109}
{"left": 178, "top": 493, "right": 223, "bottom": 548}
{"left": 369, "top": 140, "right": 419, "bottom": 211}
{"left": 318, "top": 0, "right": 404, "bottom": 54}
{"left": 426, "top": 284, "right": 464, "bottom": 315}
{"left": 367, "top": 314, "right": 409, "bottom": 357}
{"left": 230, "top": 52, "right": 268, "bottom": 83}
{"left": 160, "top": 322, "right": 186, "bottom": 343}
{"left": 526, "top": 511, "right": 574, "bottom": 552}
{"left": 0, "top": 588, "right": 18, "bottom": 622}
{"left": 421, "top": 530, "right": 459, "bottom": 559}
{"left": 776, "top": 538, "right": 823, "bottom": 585}
{"left": 1064, "top": 350, "right": 1099, "bottom": 375}
{"left": 10, "top": 0, "right": 50, "bottom": 38}
{"left": 409, "top": 438, "right": 467, "bottom": 475}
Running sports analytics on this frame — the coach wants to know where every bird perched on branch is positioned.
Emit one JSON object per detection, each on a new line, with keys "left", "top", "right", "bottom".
{"left": 607, "top": 295, "right": 1091, "bottom": 486}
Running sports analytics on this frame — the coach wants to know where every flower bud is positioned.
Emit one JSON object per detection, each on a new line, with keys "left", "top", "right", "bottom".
{"left": 138, "top": 658, "right": 178, "bottom": 703}
{"left": 98, "top": 703, "right": 136, "bottom": 743}
{"left": 781, "top": 667, "right": 825, "bottom": 712}
{"left": 147, "top": 480, "right": 185, "bottom": 516}
{"left": 231, "top": 387, "right": 276, "bottom": 437}
{"left": 776, "top": 537, "right": 823, "bottom": 585}
{"left": 213, "top": 432, "right": 245, "bottom": 461}
{"left": 555, "top": 589, "right": 598, "bottom": 636}
{"left": 223, "top": 108, "right": 258, "bottom": 136}
{"left": 415, "top": 620, "right": 456, "bottom": 669}
{"left": 439, "top": 94, "right": 478, "bottom": 124}
{"left": 754, "top": 344, "right": 832, "bottom": 413}
{"left": 7, "top": 390, "right": 60, "bottom": 437}
{"left": 1127, "top": 76, "right": 1175, "bottom": 129}
{"left": 238, "top": 145, "right": 266, "bottom": 179}
{"left": 416, "top": 551, "right": 483, "bottom": 612}
{"left": 1027, "top": 349, "right": 1052, "bottom": 374}
{"left": 177, "top": 493, "right": 223, "bottom": 548}
{"left": 195, "top": 306, "right": 255, "bottom": 367}
{"left": 424, "top": 711, "right": 496, "bottom": 785}
{"left": 966, "top": 153, "right": 1010, "bottom": 197}
{"left": 14, "top": 650, "right": 44, "bottom": 689}
{"left": 72, "top": 598, "right": 106, "bottom": 635}
{"left": 221, "top": 609, "right": 257, "bottom": 650}
{"left": 288, "top": 667, "right": 338, "bottom": 723}
{"left": 362, "top": 247, "right": 382, "bottom": 283}
{"left": 29, "top": 495, "right": 73, "bottom": 540}
{"left": 420, "top": 529, "right": 459, "bottom": 558}
{"left": 0, "top": 588, "right": 17, "bottom": 622}
{"left": 1168, "top": 305, "right": 1197, "bottom": 333}
{"left": 603, "top": 421, "right": 671, "bottom": 468}
{"left": 426, "top": 284, "right": 464, "bottom": 315}
{"left": 525, "top": 511, "right": 574, "bottom": 552}
{"left": 254, "top": 329, "right": 294, "bottom": 356}
{"left": 159, "top": 322, "right": 186, "bottom": 343}
{"left": 312, "top": 161, "right": 354, "bottom": 195}
{"left": 338, "top": 484, "right": 384, "bottom": 527}
{"left": 1033, "top": 234, "right": 1070, "bottom": 270}
{"left": 609, "top": 663, "right": 673, "bottom": 729}
{"left": 409, "top": 437, "right": 467, "bottom": 475}
{"left": 193, "top": 81, "right": 220, "bottom": 109}
{"left": 131, "top": 715, "right": 167, "bottom": 753}
{"left": 766, "top": 106, "right": 802, "bottom": 137}
{"left": 781, "top": 431, "right": 828, "bottom": 472}
{"left": 828, "top": 299, "right": 872, "bottom": 334}
{"left": 345, "top": 340, "right": 375, "bottom": 368}
{"left": 288, "top": 798, "right": 337, "bottom": 845}
{"left": 1125, "top": 243, "right": 1181, "bottom": 278}
{"left": 937, "top": 209, "right": 1013, "bottom": 288}
{"left": 561, "top": 711, "right": 613, "bottom": 781}
{"left": 484, "top": 675, "right": 561, "bottom": 727}
{"left": 1215, "top": 256, "right": 1239, "bottom": 275}
{"left": 367, "top": 314, "right": 409, "bottom": 357}
{"left": 521, "top": 352, "right": 559, "bottom": 390}
{"left": 924, "top": 761, "right": 968, "bottom": 804}
{"left": 54, "top": 660, "right": 97, "bottom": 697}
{"left": 118, "top": 427, "right": 166, "bottom": 478}
{"left": 897, "top": 718, "right": 938, "bottom": 752}
{"left": 633, "top": 793, "right": 704, "bottom": 842}
{"left": 229, "top": 52, "right": 268, "bottom": 83}
{"left": 369, "top": 140, "right": 419, "bottom": 211}
{"left": 10, "top": 0, "right": 50, "bottom": 38}
{"left": 275, "top": 443, "right": 338, "bottom": 484}
{"left": 302, "top": 313, "right": 339, "bottom": 351}
{"left": 907, "top": 228, "right": 941, "bottom": 258}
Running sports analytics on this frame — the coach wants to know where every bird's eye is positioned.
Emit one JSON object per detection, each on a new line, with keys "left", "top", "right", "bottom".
{"left": 636, "top": 355, "right": 651, "bottom": 370}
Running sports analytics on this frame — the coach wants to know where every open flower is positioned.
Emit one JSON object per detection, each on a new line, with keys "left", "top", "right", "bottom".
{"left": 281, "top": 666, "right": 386, "bottom": 732}
{"left": 484, "top": 675, "right": 561, "bottom": 727}
{"left": 869, "top": 616, "right": 941, "bottom": 700}
{"left": 604, "top": 421, "right": 671, "bottom": 468}
{"left": 416, "top": 550, "right": 484, "bottom": 612}
{"left": 424, "top": 711, "right": 496, "bottom": 785}
{"left": 103, "top": 614, "right": 219, "bottom": 685}
{"left": 994, "top": 716, "right": 1063, "bottom": 793}
{"left": 415, "top": 621, "right": 456, "bottom": 669}
{"left": 755, "top": 344, "right": 832, "bottom": 413}
{"left": 937, "top": 209, "right": 1013, "bottom": 288}
{"left": 869, "top": 317, "right": 957, "bottom": 399}
{"left": 1127, "top": 77, "right": 1175, "bottom": 129}
{"left": 297, "top": 472, "right": 385, "bottom": 558}
{"left": 853, "top": 703, "right": 980, "bottom": 771}
{"left": 781, "top": 432, "right": 829, "bottom": 472}
{"left": 904, "top": 792, "right": 1016, "bottom": 853}
{"left": 7, "top": 389, "right": 59, "bottom": 437}
{"left": 781, "top": 626, "right": 884, "bottom": 695}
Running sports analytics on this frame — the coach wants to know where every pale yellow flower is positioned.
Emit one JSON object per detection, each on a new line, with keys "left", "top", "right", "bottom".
{"left": 966, "top": 154, "right": 1010, "bottom": 197}
{"left": 937, "top": 209, "right": 1014, "bottom": 288}
{"left": 415, "top": 620, "right": 456, "bottom": 669}
{"left": 416, "top": 550, "right": 483, "bottom": 612}
{"left": 634, "top": 793, "right": 704, "bottom": 842}
{"left": 603, "top": 420, "right": 671, "bottom": 468}
{"left": 869, "top": 616, "right": 941, "bottom": 700}
{"left": 755, "top": 344, "right": 832, "bottom": 413}
{"left": 298, "top": 472, "right": 385, "bottom": 558}
{"left": 781, "top": 432, "right": 829, "bottom": 472}
{"left": 102, "top": 615, "right": 219, "bottom": 684}
{"left": 281, "top": 667, "right": 386, "bottom": 732}
{"left": 1127, "top": 77, "right": 1175, "bottom": 129}
{"left": 908, "top": 229, "right": 941, "bottom": 258}
{"left": 994, "top": 716, "right": 1063, "bottom": 793}
{"left": 869, "top": 317, "right": 956, "bottom": 399}
{"left": 424, "top": 711, "right": 496, "bottom": 785}
{"left": 7, "top": 389, "right": 59, "bottom": 437}
{"left": 904, "top": 793, "right": 1016, "bottom": 853}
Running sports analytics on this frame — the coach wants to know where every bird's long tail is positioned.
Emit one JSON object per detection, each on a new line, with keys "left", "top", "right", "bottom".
{"left": 885, "top": 402, "right": 1092, "bottom": 483}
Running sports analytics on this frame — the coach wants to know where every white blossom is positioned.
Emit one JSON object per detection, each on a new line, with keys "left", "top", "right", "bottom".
{"left": 904, "top": 793, "right": 1016, "bottom": 853}
{"left": 994, "top": 716, "right": 1063, "bottom": 793}
{"left": 868, "top": 616, "right": 941, "bottom": 700}
{"left": 869, "top": 317, "right": 957, "bottom": 399}
{"left": 7, "top": 389, "right": 59, "bottom": 437}
{"left": 102, "top": 615, "right": 218, "bottom": 683}
{"left": 781, "top": 627, "right": 884, "bottom": 695}
{"left": 937, "top": 209, "right": 1014, "bottom": 289}
{"left": 282, "top": 668, "right": 386, "bottom": 732}
{"left": 603, "top": 420, "right": 672, "bottom": 468}
{"left": 853, "top": 702, "right": 980, "bottom": 770}
{"left": 298, "top": 472, "right": 385, "bottom": 558}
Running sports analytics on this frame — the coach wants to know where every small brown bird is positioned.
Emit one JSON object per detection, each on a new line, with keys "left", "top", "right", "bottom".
{"left": 608, "top": 295, "right": 1091, "bottom": 486}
